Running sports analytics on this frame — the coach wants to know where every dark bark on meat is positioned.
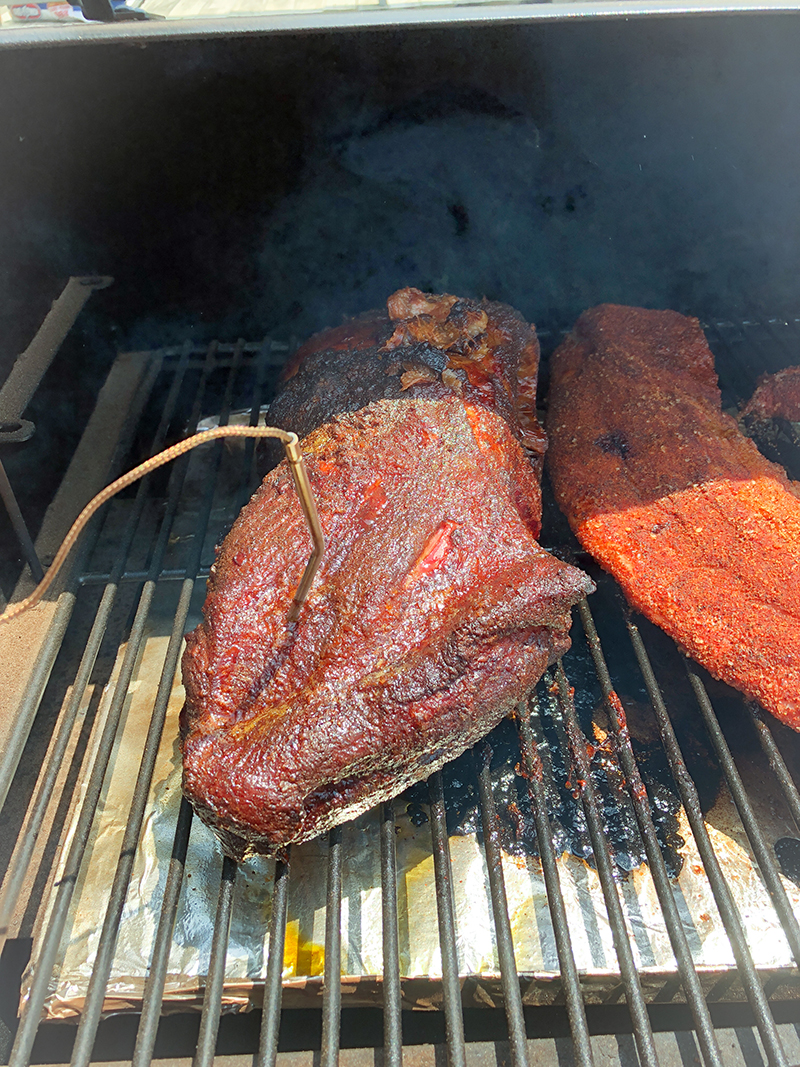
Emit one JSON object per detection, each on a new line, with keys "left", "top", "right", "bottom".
{"left": 181, "top": 290, "right": 592, "bottom": 858}
{"left": 263, "top": 288, "right": 547, "bottom": 511}
{"left": 742, "top": 366, "right": 800, "bottom": 472}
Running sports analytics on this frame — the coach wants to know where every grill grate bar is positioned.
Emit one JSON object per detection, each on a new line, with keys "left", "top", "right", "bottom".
{"left": 321, "top": 827, "right": 344, "bottom": 1067}
{"left": 747, "top": 707, "right": 800, "bottom": 830}
{"left": 9, "top": 342, "right": 217, "bottom": 1067}
{"left": 10, "top": 587, "right": 164, "bottom": 1067}
{"left": 70, "top": 577, "right": 198, "bottom": 1067}
{"left": 111, "top": 343, "right": 285, "bottom": 373}
{"left": 626, "top": 620, "right": 790, "bottom": 1067}
{"left": 131, "top": 797, "right": 195, "bottom": 1067}
{"left": 1, "top": 343, "right": 187, "bottom": 1048}
{"left": 130, "top": 336, "right": 271, "bottom": 1067}
{"left": 0, "top": 341, "right": 162, "bottom": 819}
{"left": 428, "top": 769, "right": 468, "bottom": 1067}
{"left": 68, "top": 341, "right": 248, "bottom": 1067}
{"left": 379, "top": 801, "right": 403, "bottom": 1067}
{"left": 78, "top": 567, "right": 211, "bottom": 586}
{"left": 0, "top": 580, "right": 113, "bottom": 946}
{"left": 192, "top": 855, "right": 239, "bottom": 1067}
{"left": 0, "top": 587, "right": 77, "bottom": 815}
{"left": 257, "top": 853, "right": 291, "bottom": 1067}
{"left": 576, "top": 599, "right": 725, "bottom": 1067}
{"left": 473, "top": 746, "right": 529, "bottom": 1067}
{"left": 684, "top": 666, "right": 800, "bottom": 968}
{"left": 551, "top": 664, "right": 660, "bottom": 1067}
{"left": 233, "top": 341, "right": 275, "bottom": 513}
{"left": 516, "top": 698, "right": 595, "bottom": 1067}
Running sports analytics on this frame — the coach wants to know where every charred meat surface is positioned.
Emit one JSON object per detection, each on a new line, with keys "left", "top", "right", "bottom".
{"left": 182, "top": 291, "right": 592, "bottom": 858}
{"left": 547, "top": 304, "right": 800, "bottom": 732}
{"left": 265, "top": 287, "right": 547, "bottom": 506}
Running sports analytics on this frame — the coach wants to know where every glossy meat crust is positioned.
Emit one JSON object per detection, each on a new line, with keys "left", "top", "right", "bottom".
{"left": 182, "top": 397, "right": 592, "bottom": 858}
{"left": 547, "top": 304, "right": 800, "bottom": 730}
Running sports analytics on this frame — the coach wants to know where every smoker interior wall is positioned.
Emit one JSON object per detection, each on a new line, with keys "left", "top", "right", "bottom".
{"left": 1, "top": 10, "right": 800, "bottom": 593}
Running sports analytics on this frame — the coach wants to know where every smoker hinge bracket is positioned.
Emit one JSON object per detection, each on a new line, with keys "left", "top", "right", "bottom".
{"left": 0, "top": 275, "right": 113, "bottom": 446}
{"left": 0, "top": 275, "right": 113, "bottom": 583}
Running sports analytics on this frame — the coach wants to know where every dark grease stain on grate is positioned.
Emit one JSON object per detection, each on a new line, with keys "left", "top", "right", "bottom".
{"left": 400, "top": 474, "right": 725, "bottom": 880}
{"left": 402, "top": 667, "right": 716, "bottom": 880}
{"left": 774, "top": 837, "right": 800, "bottom": 886}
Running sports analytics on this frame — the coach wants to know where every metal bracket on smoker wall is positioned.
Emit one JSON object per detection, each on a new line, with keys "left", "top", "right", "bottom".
{"left": 0, "top": 275, "right": 113, "bottom": 584}
{"left": 0, "top": 274, "right": 113, "bottom": 446}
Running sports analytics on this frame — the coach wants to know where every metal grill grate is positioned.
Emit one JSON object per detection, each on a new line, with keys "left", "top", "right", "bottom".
{"left": 1, "top": 325, "right": 799, "bottom": 1067}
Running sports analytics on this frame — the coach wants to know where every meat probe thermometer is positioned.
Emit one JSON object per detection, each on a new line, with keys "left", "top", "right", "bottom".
{"left": 0, "top": 425, "right": 325, "bottom": 626}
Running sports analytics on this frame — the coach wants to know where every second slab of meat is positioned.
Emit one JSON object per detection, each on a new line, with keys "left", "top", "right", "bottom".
{"left": 742, "top": 365, "right": 800, "bottom": 423}
{"left": 181, "top": 290, "right": 593, "bottom": 859}
{"left": 547, "top": 304, "right": 800, "bottom": 731}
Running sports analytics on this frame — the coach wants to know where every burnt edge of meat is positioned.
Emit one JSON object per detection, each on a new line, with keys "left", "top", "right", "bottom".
{"left": 261, "top": 287, "right": 546, "bottom": 480}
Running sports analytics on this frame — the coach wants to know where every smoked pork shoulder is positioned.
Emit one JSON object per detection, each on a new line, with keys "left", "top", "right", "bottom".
{"left": 181, "top": 290, "right": 593, "bottom": 858}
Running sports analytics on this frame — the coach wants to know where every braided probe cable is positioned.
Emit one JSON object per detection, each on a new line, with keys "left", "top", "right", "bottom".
{"left": 0, "top": 425, "right": 325, "bottom": 626}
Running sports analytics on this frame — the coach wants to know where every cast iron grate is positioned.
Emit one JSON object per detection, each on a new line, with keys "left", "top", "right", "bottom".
{"left": 0, "top": 322, "right": 799, "bottom": 1067}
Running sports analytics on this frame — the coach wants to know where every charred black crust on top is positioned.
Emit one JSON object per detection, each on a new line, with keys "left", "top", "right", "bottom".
{"left": 595, "top": 430, "right": 631, "bottom": 459}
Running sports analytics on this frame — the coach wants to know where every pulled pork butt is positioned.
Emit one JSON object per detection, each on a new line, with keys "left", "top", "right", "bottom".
{"left": 181, "top": 290, "right": 592, "bottom": 858}
{"left": 547, "top": 303, "right": 800, "bottom": 731}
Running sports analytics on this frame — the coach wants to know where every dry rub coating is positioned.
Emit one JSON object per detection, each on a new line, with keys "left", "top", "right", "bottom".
{"left": 547, "top": 304, "right": 800, "bottom": 730}
{"left": 742, "top": 365, "right": 800, "bottom": 423}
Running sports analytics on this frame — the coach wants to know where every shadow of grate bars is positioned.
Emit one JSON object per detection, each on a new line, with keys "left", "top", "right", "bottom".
{"left": 0, "top": 328, "right": 799, "bottom": 1067}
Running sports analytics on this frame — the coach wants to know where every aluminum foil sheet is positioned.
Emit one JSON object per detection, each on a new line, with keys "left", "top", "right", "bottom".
{"left": 22, "top": 588, "right": 800, "bottom": 1019}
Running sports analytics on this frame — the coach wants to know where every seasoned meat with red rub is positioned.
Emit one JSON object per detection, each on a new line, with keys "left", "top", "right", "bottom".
{"left": 547, "top": 304, "right": 800, "bottom": 731}
{"left": 742, "top": 365, "right": 800, "bottom": 422}
{"left": 181, "top": 290, "right": 592, "bottom": 858}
